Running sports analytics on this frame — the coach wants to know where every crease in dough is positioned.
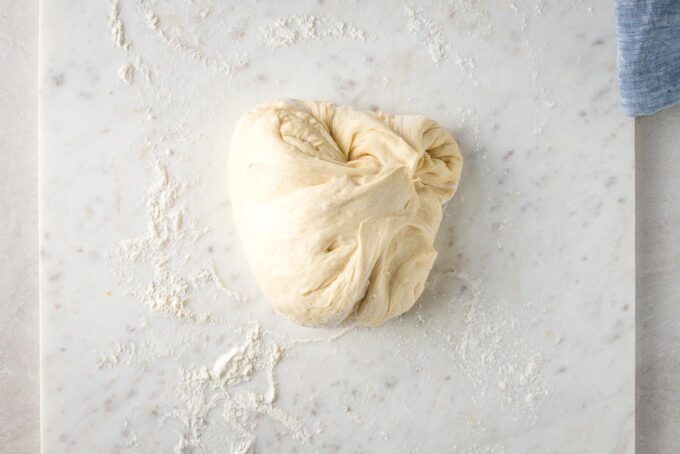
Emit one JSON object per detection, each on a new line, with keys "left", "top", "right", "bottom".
{"left": 228, "top": 100, "right": 463, "bottom": 327}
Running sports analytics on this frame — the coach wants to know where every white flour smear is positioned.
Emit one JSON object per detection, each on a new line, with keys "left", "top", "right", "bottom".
{"left": 403, "top": 2, "right": 450, "bottom": 63}
{"left": 105, "top": 324, "right": 322, "bottom": 453}
{"left": 140, "top": 6, "right": 251, "bottom": 75}
{"left": 96, "top": 330, "right": 203, "bottom": 370}
{"left": 111, "top": 159, "right": 246, "bottom": 322}
{"left": 170, "top": 325, "right": 311, "bottom": 453}
{"left": 109, "top": 0, "right": 130, "bottom": 53}
{"left": 260, "top": 14, "right": 371, "bottom": 48}
{"left": 424, "top": 271, "right": 549, "bottom": 423}
{"left": 118, "top": 63, "right": 134, "bottom": 85}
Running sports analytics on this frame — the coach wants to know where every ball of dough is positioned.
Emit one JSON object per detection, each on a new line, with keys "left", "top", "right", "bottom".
{"left": 228, "top": 100, "right": 463, "bottom": 327}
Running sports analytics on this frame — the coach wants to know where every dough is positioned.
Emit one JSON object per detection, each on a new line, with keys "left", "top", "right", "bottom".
{"left": 228, "top": 100, "right": 463, "bottom": 327}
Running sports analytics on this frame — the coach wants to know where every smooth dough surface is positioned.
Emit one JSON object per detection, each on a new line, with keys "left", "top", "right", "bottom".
{"left": 228, "top": 100, "right": 463, "bottom": 327}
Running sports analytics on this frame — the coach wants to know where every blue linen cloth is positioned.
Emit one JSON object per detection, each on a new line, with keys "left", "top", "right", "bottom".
{"left": 615, "top": 0, "right": 680, "bottom": 116}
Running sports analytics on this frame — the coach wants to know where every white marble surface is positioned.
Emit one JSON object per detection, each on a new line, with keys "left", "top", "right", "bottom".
{"left": 38, "top": 0, "right": 635, "bottom": 453}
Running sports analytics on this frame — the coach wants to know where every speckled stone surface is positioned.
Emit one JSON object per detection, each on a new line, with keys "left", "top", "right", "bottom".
{"left": 0, "top": 0, "right": 649, "bottom": 452}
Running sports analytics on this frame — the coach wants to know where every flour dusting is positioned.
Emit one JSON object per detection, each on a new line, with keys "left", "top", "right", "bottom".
{"left": 137, "top": 3, "right": 251, "bottom": 75}
{"left": 109, "top": 324, "right": 313, "bottom": 453}
{"left": 261, "top": 14, "right": 370, "bottom": 48}
{"left": 109, "top": 0, "right": 130, "bottom": 52}
{"left": 96, "top": 331, "right": 201, "bottom": 369}
{"left": 111, "top": 159, "right": 245, "bottom": 321}
{"left": 118, "top": 63, "right": 134, "bottom": 85}
{"left": 141, "top": 265, "right": 215, "bottom": 322}
{"left": 403, "top": 2, "right": 450, "bottom": 63}
{"left": 426, "top": 270, "right": 549, "bottom": 422}
{"left": 209, "top": 262, "right": 249, "bottom": 303}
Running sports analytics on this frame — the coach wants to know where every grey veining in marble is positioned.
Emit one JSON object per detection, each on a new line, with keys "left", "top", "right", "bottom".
{"left": 39, "top": 0, "right": 634, "bottom": 452}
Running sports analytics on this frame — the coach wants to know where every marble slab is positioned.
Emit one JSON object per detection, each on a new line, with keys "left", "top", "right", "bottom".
{"left": 40, "top": 0, "right": 634, "bottom": 452}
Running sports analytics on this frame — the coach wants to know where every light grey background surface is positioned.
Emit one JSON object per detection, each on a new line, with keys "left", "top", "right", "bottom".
{"left": 0, "top": 2, "right": 39, "bottom": 453}
{"left": 0, "top": 2, "right": 677, "bottom": 453}
{"left": 636, "top": 103, "right": 680, "bottom": 454}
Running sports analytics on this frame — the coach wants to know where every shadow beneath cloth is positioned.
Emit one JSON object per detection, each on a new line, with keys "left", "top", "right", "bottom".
{"left": 635, "top": 104, "right": 680, "bottom": 454}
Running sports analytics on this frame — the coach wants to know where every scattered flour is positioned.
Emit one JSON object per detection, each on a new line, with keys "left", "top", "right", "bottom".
{"left": 170, "top": 325, "right": 310, "bottom": 453}
{"left": 109, "top": 0, "right": 130, "bottom": 52}
{"left": 96, "top": 331, "right": 202, "bottom": 369}
{"left": 103, "top": 321, "right": 356, "bottom": 452}
{"left": 137, "top": 4, "right": 251, "bottom": 75}
{"left": 119, "top": 419, "right": 139, "bottom": 451}
{"left": 118, "top": 63, "right": 134, "bottom": 85}
{"left": 403, "top": 2, "right": 450, "bottom": 63}
{"left": 209, "top": 262, "right": 249, "bottom": 303}
{"left": 113, "top": 159, "right": 193, "bottom": 263}
{"left": 141, "top": 265, "right": 215, "bottom": 322}
{"left": 111, "top": 159, "right": 246, "bottom": 321}
{"left": 426, "top": 270, "right": 549, "bottom": 422}
{"left": 261, "top": 14, "right": 370, "bottom": 48}
{"left": 97, "top": 340, "right": 139, "bottom": 369}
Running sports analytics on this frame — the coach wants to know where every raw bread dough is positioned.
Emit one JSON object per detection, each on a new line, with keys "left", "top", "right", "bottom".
{"left": 228, "top": 100, "right": 463, "bottom": 327}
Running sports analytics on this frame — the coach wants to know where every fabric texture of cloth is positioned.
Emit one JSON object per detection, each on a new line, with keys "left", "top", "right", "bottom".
{"left": 615, "top": 0, "right": 680, "bottom": 116}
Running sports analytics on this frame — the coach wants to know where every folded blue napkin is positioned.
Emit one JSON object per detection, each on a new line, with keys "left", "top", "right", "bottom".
{"left": 615, "top": 0, "right": 680, "bottom": 116}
